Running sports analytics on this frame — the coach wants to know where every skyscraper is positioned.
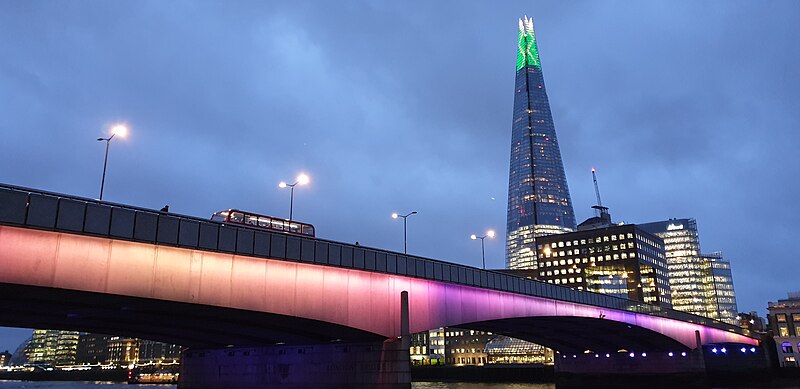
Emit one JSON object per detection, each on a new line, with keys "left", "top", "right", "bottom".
{"left": 506, "top": 16, "right": 576, "bottom": 270}
{"left": 639, "top": 218, "right": 738, "bottom": 323}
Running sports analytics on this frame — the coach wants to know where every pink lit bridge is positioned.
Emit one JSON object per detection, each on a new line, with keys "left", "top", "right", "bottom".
{"left": 0, "top": 184, "right": 763, "bottom": 387}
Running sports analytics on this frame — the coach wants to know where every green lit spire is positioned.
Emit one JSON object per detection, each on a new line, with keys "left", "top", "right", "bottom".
{"left": 516, "top": 16, "right": 541, "bottom": 71}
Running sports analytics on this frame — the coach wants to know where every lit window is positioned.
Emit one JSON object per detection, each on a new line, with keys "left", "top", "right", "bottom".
{"left": 558, "top": 242, "right": 564, "bottom": 248}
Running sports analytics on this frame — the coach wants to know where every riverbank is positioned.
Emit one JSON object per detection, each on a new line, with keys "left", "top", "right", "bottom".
{"left": 0, "top": 367, "right": 127, "bottom": 382}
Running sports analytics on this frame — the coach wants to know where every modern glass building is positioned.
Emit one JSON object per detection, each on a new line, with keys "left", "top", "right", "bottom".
{"left": 639, "top": 219, "right": 709, "bottom": 315}
{"left": 704, "top": 252, "right": 738, "bottom": 325}
{"left": 506, "top": 16, "right": 576, "bottom": 270}
{"left": 24, "top": 329, "right": 79, "bottom": 365}
{"left": 639, "top": 218, "right": 739, "bottom": 323}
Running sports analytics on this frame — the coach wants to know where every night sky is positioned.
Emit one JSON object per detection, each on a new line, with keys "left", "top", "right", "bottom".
{"left": 1, "top": 1, "right": 798, "bottom": 352}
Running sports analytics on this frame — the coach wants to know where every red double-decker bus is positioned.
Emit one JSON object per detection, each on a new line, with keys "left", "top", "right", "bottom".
{"left": 210, "top": 209, "right": 315, "bottom": 237}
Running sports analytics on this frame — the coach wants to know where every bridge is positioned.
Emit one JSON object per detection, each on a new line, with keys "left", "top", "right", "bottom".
{"left": 0, "top": 183, "right": 763, "bottom": 388}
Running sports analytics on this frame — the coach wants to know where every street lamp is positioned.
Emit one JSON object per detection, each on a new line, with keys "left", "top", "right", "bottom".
{"left": 96, "top": 124, "right": 128, "bottom": 201}
{"left": 278, "top": 173, "right": 310, "bottom": 220}
{"left": 470, "top": 230, "right": 495, "bottom": 270}
{"left": 391, "top": 211, "right": 417, "bottom": 254}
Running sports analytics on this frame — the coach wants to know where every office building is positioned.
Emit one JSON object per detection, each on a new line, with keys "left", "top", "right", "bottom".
{"left": 107, "top": 337, "right": 139, "bottom": 365}
{"left": 506, "top": 16, "right": 576, "bottom": 270}
{"left": 704, "top": 252, "right": 738, "bottom": 324}
{"left": 24, "top": 330, "right": 79, "bottom": 365}
{"left": 534, "top": 222, "right": 671, "bottom": 306}
{"left": 0, "top": 350, "right": 11, "bottom": 367}
{"left": 445, "top": 328, "right": 494, "bottom": 365}
{"left": 137, "top": 340, "right": 181, "bottom": 363}
{"left": 737, "top": 311, "right": 766, "bottom": 334}
{"left": 76, "top": 334, "right": 111, "bottom": 364}
{"left": 639, "top": 219, "right": 739, "bottom": 322}
{"left": 767, "top": 292, "right": 800, "bottom": 367}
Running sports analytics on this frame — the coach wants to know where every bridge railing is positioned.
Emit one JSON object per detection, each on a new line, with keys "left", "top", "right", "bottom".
{"left": 0, "top": 183, "right": 749, "bottom": 337}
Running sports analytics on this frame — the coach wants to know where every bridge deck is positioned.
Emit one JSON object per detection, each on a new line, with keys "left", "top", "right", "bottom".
{"left": 0, "top": 183, "right": 751, "bottom": 339}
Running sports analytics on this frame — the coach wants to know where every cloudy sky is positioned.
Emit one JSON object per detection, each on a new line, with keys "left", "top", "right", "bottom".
{"left": 1, "top": 1, "right": 798, "bottom": 352}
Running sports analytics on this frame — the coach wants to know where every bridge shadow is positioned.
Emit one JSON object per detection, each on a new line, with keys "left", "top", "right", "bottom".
{"left": 454, "top": 316, "right": 691, "bottom": 354}
{"left": 0, "top": 282, "right": 385, "bottom": 347}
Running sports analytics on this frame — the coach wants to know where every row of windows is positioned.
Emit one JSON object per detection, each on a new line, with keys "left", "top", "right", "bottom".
{"left": 542, "top": 253, "right": 638, "bottom": 267}
{"left": 538, "top": 233, "right": 635, "bottom": 250}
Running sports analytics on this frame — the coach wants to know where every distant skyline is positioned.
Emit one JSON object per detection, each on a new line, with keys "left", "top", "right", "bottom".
{"left": 1, "top": 1, "right": 799, "bottom": 352}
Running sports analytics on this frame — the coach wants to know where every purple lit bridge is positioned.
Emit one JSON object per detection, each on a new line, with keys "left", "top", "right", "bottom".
{"left": 0, "top": 184, "right": 763, "bottom": 388}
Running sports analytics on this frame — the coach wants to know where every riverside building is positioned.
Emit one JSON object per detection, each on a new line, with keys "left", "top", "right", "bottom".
{"left": 767, "top": 292, "right": 800, "bottom": 367}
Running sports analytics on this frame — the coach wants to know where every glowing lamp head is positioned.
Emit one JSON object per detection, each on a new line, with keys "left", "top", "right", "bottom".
{"left": 278, "top": 182, "right": 288, "bottom": 188}
{"left": 487, "top": 230, "right": 496, "bottom": 238}
{"left": 111, "top": 124, "right": 128, "bottom": 138}
{"left": 391, "top": 213, "right": 399, "bottom": 219}
{"left": 470, "top": 234, "right": 478, "bottom": 240}
{"left": 591, "top": 167, "right": 596, "bottom": 173}
{"left": 296, "top": 173, "right": 310, "bottom": 186}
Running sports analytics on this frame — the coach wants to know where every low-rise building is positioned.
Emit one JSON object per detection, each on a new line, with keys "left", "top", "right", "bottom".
{"left": 737, "top": 311, "right": 766, "bottom": 335}
{"left": 0, "top": 350, "right": 11, "bottom": 366}
{"left": 445, "top": 328, "right": 493, "bottom": 365}
{"left": 767, "top": 292, "right": 800, "bottom": 367}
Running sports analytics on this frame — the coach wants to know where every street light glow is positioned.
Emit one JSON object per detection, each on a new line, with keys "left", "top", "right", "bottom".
{"left": 487, "top": 230, "right": 496, "bottom": 238}
{"left": 297, "top": 173, "right": 310, "bottom": 185}
{"left": 278, "top": 182, "right": 287, "bottom": 188}
{"left": 470, "top": 234, "right": 477, "bottom": 240}
{"left": 391, "top": 213, "right": 399, "bottom": 219}
{"left": 111, "top": 124, "right": 128, "bottom": 138}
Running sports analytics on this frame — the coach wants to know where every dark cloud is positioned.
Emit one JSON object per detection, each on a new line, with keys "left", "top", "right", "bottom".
{"left": 1, "top": 0, "right": 798, "bottom": 351}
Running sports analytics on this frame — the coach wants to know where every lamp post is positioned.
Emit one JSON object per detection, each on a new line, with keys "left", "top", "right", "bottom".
{"left": 470, "top": 230, "right": 495, "bottom": 269}
{"left": 279, "top": 173, "right": 310, "bottom": 220}
{"left": 96, "top": 124, "right": 128, "bottom": 201}
{"left": 391, "top": 211, "right": 417, "bottom": 254}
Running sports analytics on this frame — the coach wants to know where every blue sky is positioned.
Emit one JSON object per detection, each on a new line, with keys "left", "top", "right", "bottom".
{"left": 1, "top": 1, "right": 798, "bottom": 352}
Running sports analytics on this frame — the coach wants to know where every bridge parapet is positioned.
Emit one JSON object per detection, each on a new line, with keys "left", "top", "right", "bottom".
{"left": 0, "top": 183, "right": 749, "bottom": 338}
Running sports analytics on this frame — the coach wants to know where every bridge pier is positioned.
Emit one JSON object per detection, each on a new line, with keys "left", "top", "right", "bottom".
{"left": 179, "top": 291, "right": 412, "bottom": 389}
{"left": 179, "top": 338, "right": 410, "bottom": 389}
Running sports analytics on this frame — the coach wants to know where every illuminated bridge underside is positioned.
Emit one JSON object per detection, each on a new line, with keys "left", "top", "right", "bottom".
{"left": 0, "top": 226, "right": 755, "bottom": 352}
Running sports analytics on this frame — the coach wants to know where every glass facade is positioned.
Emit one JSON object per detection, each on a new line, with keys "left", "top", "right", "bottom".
{"left": 506, "top": 16, "right": 576, "bottom": 270}
{"left": 704, "top": 252, "right": 738, "bottom": 325}
{"left": 24, "top": 329, "right": 79, "bottom": 365}
{"left": 639, "top": 219, "right": 739, "bottom": 323}
{"left": 485, "top": 335, "right": 553, "bottom": 365}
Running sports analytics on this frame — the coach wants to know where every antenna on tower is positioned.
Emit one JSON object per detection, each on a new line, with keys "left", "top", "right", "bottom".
{"left": 590, "top": 167, "right": 610, "bottom": 221}
{"left": 592, "top": 167, "right": 603, "bottom": 208}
